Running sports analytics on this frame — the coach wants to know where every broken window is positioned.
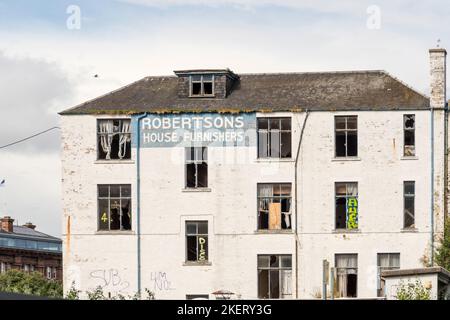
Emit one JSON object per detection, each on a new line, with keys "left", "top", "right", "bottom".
{"left": 190, "top": 75, "right": 214, "bottom": 96}
{"left": 377, "top": 253, "right": 400, "bottom": 297}
{"left": 404, "top": 181, "right": 415, "bottom": 228}
{"left": 335, "top": 116, "right": 357, "bottom": 157}
{"left": 186, "top": 221, "right": 208, "bottom": 263}
{"left": 335, "top": 182, "right": 358, "bottom": 230}
{"left": 335, "top": 254, "right": 358, "bottom": 298}
{"left": 404, "top": 114, "right": 415, "bottom": 156}
{"left": 186, "top": 147, "right": 208, "bottom": 188}
{"left": 257, "top": 118, "right": 292, "bottom": 158}
{"left": 257, "top": 184, "right": 292, "bottom": 230}
{"left": 258, "top": 255, "right": 292, "bottom": 299}
{"left": 97, "top": 119, "right": 131, "bottom": 160}
{"left": 98, "top": 184, "right": 132, "bottom": 231}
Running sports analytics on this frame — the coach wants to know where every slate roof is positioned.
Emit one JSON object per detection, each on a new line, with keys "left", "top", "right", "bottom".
{"left": 0, "top": 225, "right": 60, "bottom": 241}
{"left": 59, "top": 70, "right": 429, "bottom": 115}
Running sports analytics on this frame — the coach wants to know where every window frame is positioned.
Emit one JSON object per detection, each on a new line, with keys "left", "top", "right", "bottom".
{"left": 377, "top": 253, "right": 400, "bottom": 297}
{"left": 403, "top": 181, "right": 415, "bottom": 229}
{"left": 257, "top": 254, "right": 292, "bottom": 299}
{"left": 257, "top": 183, "right": 292, "bottom": 231}
{"left": 96, "top": 118, "right": 132, "bottom": 161}
{"left": 403, "top": 114, "right": 416, "bottom": 157}
{"left": 185, "top": 221, "right": 209, "bottom": 263}
{"left": 189, "top": 75, "right": 215, "bottom": 97}
{"left": 257, "top": 117, "right": 292, "bottom": 159}
{"left": 334, "top": 115, "right": 358, "bottom": 158}
{"left": 97, "top": 184, "right": 132, "bottom": 232}
{"left": 185, "top": 147, "right": 208, "bottom": 189}
{"left": 335, "top": 253, "right": 358, "bottom": 298}
{"left": 334, "top": 182, "right": 359, "bottom": 230}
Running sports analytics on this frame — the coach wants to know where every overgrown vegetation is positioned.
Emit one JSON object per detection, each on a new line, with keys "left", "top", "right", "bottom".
{"left": 0, "top": 271, "right": 155, "bottom": 300}
{"left": 0, "top": 269, "right": 63, "bottom": 298}
{"left": 396, "top": 279, "right": 431, "bottom": 300}
{"left": 435, "top": 216, "right": 450, "bottom": 270}
{"left": 65, "top": 282, "right": 155, "bottom": 300}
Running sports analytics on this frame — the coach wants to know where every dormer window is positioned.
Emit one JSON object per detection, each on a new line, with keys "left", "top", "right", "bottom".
{"left": 190, "top": 75, "right": 214, "bottom": 97}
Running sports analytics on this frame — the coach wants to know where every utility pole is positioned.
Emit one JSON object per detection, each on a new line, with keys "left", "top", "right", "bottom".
{"left": 322, "top": 259, "right": 329, "bottom": 300}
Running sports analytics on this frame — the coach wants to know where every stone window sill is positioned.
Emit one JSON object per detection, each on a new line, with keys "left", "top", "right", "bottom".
{"left": 95, "top": 230, "right": 135, "bottom": 235}
{"left": 254, "top": 229, "right": 294, "bottom": 234}
{"left": 182, "top": 188, "right": 212, "bottom": 193}
{"left": 255, "top": 158, "right": 294, "bottom": 163}
{"left": 332, "top": 229, "right": 361, "bottom": 234}
{"left": 183, "top": 262, "right": 212, "bottom": 267}
{"left": 400, "top": 156, "right": 419, "bottom": 161}
{"left": 95, "top": 160, "right": 135, "bottom": 164}
{"left": 401, "top": 228, "right": 418, "bottom": 233}
{"left": 331, "top": 157, "right": 361, "bottom": 162}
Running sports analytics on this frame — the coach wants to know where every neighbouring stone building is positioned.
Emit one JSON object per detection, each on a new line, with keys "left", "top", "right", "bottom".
{"left": 0, "top": 216, "right": 62, "bottom": 281}
{"left": 60, "top": 48, "right": 447, "bottom": 299}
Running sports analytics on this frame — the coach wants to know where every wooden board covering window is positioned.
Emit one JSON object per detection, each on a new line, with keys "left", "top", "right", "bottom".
{"left": 269, "top": 203, "right": 281, "bottom": 230}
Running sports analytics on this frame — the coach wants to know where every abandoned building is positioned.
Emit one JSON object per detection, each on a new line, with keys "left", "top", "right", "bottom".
{"left": 59, "top": 48, "right": 448, "bottom": 299}
{"left": 0, "top": 216, "right": 62, "bottom": 281}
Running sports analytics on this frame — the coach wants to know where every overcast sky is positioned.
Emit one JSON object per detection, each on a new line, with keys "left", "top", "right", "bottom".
{"left": 0, "top": 0, "right": 449, "bottom": 237}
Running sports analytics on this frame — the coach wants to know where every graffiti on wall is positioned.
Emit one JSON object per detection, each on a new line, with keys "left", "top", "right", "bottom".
{"left": 89, "top": 268, "right": 130, "bottom": 291}
{"left": 150, "top": 272, "right": 175, "bottom": 291}
{"left": 346, "top": 197, "right": 358, "bottom": 229}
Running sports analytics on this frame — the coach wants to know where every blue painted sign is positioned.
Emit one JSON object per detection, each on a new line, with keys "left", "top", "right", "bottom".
{"left": 132, "top": 113, "right": 256, "bottom": 148}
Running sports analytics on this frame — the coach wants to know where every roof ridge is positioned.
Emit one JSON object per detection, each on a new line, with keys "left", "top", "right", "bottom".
{"left": 238, "top": 70, "right": 386, "bottom": 76}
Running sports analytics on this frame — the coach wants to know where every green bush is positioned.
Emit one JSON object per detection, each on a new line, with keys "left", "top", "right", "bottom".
{"left": 396, "top": 279, "right": 431, "bottom": 300}
{"left": 0, "top": 269, "right": 63, "bottom": 298}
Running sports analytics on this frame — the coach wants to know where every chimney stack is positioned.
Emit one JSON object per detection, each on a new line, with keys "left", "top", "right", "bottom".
{"left": 0, "top": 216, "right": 14, "bottom": 233}
{"left": 23, "top": 222, "right": 36, "bottom": 230}
{"left": 429, "top": 48, "right": 447, "bottom": 109}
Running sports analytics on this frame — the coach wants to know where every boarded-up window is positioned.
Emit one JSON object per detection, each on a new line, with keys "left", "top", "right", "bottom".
{"left": 258, "top": 184, "right": 292, "bottom": 230}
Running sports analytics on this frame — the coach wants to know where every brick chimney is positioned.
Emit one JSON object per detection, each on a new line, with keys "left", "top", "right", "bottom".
{"left": 0, "top": 216, "right": 14, "bottom": 233}
{"left": 429, "top": 48, "right": 447, "bottom": 109}
{"left": 23, "top": 222, "right": 36, "bottom": 230}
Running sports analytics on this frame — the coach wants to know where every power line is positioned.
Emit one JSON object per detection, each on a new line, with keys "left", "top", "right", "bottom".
{"left": 0, "top": 127, "right": 60, "bottom": 150}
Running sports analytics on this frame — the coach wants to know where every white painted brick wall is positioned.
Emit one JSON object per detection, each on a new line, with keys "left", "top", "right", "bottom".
{"left": 61, "top": 108, "right": 445, "bottom": 299}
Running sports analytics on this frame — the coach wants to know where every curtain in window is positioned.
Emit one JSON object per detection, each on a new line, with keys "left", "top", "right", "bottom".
{"left": 336, "top": 254, "right": 357, "bottom": 298}
{"left": 259, "top": 185, "right": 273, "bottom": 198}
{"left": 347, "top": 183, "right": 358, "bottom": 196}
{"left": 336, "top": 254, "right": 357, "bottom": 269}
{"left": 280, "top": 270, "right": 292, "bottom": 298}
{"left": 284, "top": 199, "right": 292, "bottom": 228}
{"left": 118, "top": 121, "right": 131, "bottom": 159}
{"left": 99, "top": 120, "right": 114, "bottom": 160}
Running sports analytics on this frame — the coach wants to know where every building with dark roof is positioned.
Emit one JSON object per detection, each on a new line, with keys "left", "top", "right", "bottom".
{"left": 0, "top": 216, "right": 62, "bottom": 281}
{"left": 60, "top": 48, "right": 448, "bottom": 299}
